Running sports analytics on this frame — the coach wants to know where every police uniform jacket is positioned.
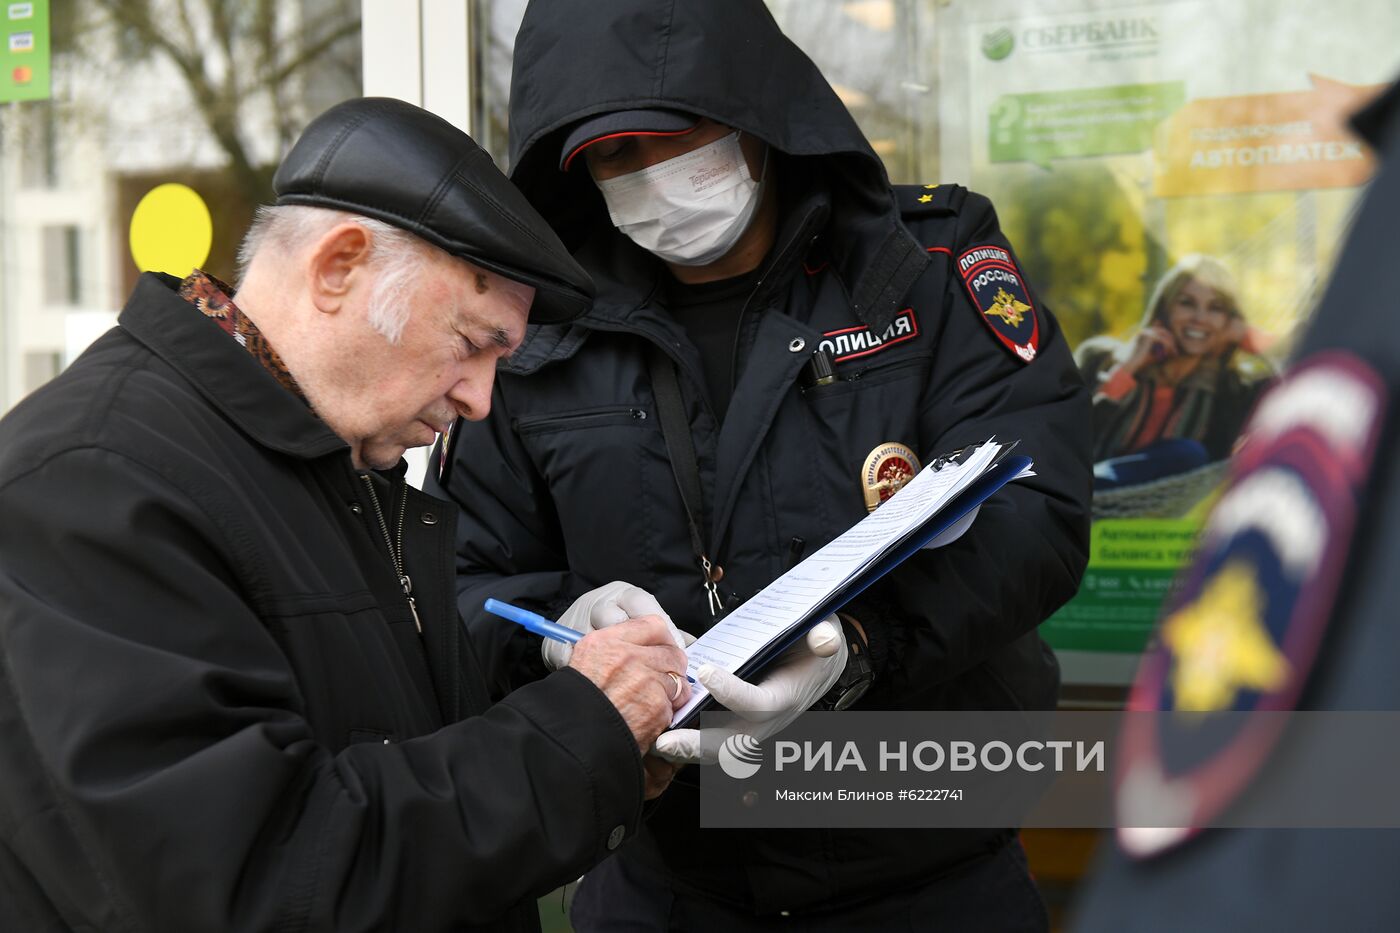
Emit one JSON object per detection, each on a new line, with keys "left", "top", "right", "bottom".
{"left": 429, "top": 0, "right": 1093, "bottom": 915}
{"left": 0, "top": 273, "right": 645, "bottom": 933}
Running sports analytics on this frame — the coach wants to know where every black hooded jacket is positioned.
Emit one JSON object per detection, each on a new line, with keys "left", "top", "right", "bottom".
{"left": 429, "top": 0, "right": 1093, "bottom": 914}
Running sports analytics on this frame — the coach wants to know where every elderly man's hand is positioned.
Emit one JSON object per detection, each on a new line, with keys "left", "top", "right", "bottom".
{"left": 642, "top": 754, "right": 682, "bottom": 800}
{"left": 568, "top": 616, "right": 691, "bottom": 753}
{"left": 544, "top": 581, "right": 694, "bottom": 670}
{"left": 652, "top": 617, "right": 846, "bottom": 765}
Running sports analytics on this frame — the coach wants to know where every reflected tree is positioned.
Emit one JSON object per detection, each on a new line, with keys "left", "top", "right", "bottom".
{"left": 31, "top": 0, "right": 360, "bottom": 283}
{"left": 51, "top": 0, "right": 360, "bottom": 211}
{"left": 987, "top": 164, "right": 1162, "bottom": 351}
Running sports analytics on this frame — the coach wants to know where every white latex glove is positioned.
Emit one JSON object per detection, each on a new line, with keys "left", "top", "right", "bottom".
{"left": 651, "top": 616, "right": 847, "bottom": 765}
{"left": 542, "top": 580, "right": 694, "bottom": 670}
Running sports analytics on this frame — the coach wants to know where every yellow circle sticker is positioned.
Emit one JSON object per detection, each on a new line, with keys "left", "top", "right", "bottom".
{"left": 129, "top": 183, "right": 212, "bottom": 275}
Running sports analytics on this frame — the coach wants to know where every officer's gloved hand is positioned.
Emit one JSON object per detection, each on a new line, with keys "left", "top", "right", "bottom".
{"left": 543, "top": 580, "right": 694, "bottom": 670}
{"left": 651, "top": 617, "right": 846, "bottom": 765}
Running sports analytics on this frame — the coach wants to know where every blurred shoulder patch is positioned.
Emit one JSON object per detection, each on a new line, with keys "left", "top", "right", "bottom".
{"left": 1116, "top": 352, "right": 1387, "bottom": 858}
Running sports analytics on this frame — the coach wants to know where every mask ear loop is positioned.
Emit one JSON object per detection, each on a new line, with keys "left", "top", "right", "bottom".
{"left": 735, "top": 130, "right": 772, "bottom": 186}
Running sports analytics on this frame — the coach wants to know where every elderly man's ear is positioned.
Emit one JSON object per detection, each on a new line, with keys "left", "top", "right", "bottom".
{"left": 306, "top": 222, "right": 374, "bottom": 315}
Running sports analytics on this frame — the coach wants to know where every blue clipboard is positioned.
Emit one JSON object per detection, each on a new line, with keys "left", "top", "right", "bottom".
{"left": 672, "top": 451, "right": 1032, "bottom": 727}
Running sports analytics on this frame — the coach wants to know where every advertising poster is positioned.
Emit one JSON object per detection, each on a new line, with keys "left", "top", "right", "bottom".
{"left": 937, "top": 0, "right": 1400, "bottom": 677}
{"left": 0, "top": 0, "right": 47, "bottom": 103}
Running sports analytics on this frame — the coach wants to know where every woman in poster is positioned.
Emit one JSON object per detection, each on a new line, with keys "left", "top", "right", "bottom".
{"left": 1077, "top": 254, "right": 1276, "bottom": 493}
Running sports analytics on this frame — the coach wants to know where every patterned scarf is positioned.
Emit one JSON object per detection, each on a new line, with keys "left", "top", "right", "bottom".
{"left": 178, "top": 270, "right": 307, "bottom": 404}
{"left": 1093, "top": 355, "right": 1226, "bottom": 460}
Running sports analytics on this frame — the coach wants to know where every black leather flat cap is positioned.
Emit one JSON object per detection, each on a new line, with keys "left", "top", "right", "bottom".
{"left": 273, "top": 97, "right": 593, "bottom": 324}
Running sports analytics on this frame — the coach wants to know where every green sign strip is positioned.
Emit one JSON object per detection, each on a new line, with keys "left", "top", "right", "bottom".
{"left": 1041, "top": 519, "right": 1201, "bottom": 653}
{"left": 1042, "top": 566, "right": 1179, "bottom": 653}
{"left": 0, "top": 1, "right": 49, "bottom": 103}
{"left": 989, "top": 81, "right": 1184, "bottom": 168}
{"left": 1088, "top": 517, "right": 1200, "bottom": 569}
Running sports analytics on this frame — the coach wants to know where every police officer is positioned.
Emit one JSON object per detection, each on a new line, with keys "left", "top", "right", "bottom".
{"left": 430, "top": 1, "right": 1093, "bottom": 928}
{"left": 1074, "top": 79, "right": 1400, "bottom": 932}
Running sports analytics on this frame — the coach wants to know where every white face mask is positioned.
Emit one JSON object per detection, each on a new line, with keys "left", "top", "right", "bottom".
{"left": 594, "top": 132, "right": 765, "bottom": 266}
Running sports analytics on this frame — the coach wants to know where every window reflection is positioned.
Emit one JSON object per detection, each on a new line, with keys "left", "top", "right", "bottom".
{"left": 0, "top": 0, "right": 361, "bottom": 411}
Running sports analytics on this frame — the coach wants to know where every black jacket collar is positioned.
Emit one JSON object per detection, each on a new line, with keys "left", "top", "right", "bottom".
{"left": 118, "top": 272, "right": 348, "bottom": 461}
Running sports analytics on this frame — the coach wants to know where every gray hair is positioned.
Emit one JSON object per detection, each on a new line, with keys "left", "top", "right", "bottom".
{"left": 236, "top": 204, "right": 432, "bottom": 344}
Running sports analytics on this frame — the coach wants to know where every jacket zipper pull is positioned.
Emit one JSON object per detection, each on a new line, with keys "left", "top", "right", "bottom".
{"left": 400, "top": 573, "right": 423, "bottom": 635}
{"left": 700, "top": 556, "right": 724, "bottom": 617}
{"left": 786, "top": 536, "right": 807, "bottom": 570}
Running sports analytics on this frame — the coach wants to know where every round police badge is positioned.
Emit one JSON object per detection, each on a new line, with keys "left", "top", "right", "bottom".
{"left": 862, "top": 442, "right": 923, "bottom": 512}
{"left": 1115, "top": 353, "right": 1386, "bottom": 858}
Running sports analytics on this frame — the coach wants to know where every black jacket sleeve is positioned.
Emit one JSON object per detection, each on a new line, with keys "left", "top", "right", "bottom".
{"left": 852, "top": 192, "right": 1093, "bottom": 706}
{"left": 0, "top": 447, "right": 641, "bottom": 932}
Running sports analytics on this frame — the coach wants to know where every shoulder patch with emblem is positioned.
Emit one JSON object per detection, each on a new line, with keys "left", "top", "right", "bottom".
{"left": 957, "top": 245, "right": 1040, "bottom": 363}
{"left": 1115, "top": 352, "right": 1387, "bottom": 858}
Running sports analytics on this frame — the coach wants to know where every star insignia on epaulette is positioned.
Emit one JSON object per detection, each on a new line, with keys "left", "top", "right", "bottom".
{"left": 923, "top": 183, "right": 939, "bottom": 190}
{"left": 1161, "top": 561, "right": 1289, "bottom": 713}
{"left": 917, "top": 194, "right": 933, "bottom": 203}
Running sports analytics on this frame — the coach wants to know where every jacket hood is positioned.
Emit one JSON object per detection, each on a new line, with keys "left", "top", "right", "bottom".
{"left": 507, "top": 0, "right": 928, "bottom": 331}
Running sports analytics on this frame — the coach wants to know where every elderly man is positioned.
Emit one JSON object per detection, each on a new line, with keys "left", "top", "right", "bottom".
{"left": 0, "top": 98, "right": 689, "bottom": 932}
{"left": 430, "top": 0, "right": 1092, "bottom": 929}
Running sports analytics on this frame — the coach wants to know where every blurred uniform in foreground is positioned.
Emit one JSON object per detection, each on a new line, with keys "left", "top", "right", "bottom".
{"left": 1075, "top": 78, "right": 1400, "bottom": 932}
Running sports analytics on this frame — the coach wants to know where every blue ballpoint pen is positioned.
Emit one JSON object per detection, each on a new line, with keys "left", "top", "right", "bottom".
{"left": 483, "top": 598, "right": 582, "bottom": 644}
{"left": 483, "top": 598, "right": 698, "bottom": 685}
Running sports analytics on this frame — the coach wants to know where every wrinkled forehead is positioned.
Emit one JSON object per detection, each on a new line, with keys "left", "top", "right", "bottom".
{"left": 448, "top": 259, "right": 534, "bottom": 340}
{"left": 492, "top": 270, "right": 537, "bottom": 312}
{"left": 475, "top": 266, "right": 536, "bottom": 319}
